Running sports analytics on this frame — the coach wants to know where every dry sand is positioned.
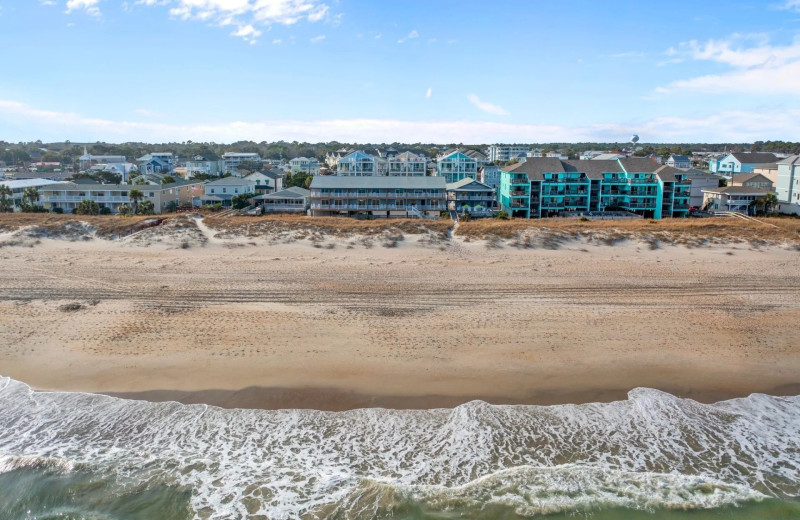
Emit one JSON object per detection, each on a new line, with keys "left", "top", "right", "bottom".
{"left": 1, "top": 215, "right": 799, "bottom": 410}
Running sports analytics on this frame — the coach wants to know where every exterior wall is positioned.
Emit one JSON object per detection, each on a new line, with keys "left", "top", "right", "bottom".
{"left": 289, "top": 158, "right": 320, "bottom": 174}
{"left": 337, "top": 154, "right": 388, "bottom": 176}
{"left": 776, "top": 163, "right": 800, "bottom": 205}
{"left": 689, "top": 177, "right": 722, "bottom": 207}
{"left": 488, "top": 145, "right": 531, "bottom": 163}
{"left": 387, "top": 156, "right": 426, "bottom": 176}
{"left": 261, "top": 198, "right": 308, "bottom": 213}
{"left": 448, "top": 189, "right": 496, "bottom": 215}
{"left": 702, "top": 192, "right": 762, "bottom": 214}
{"left": 499, "top": 170, "right": 531, "bottom": 218}
{"left": 205, "top": 183, "right": 256, "bottom": 205}
{"left": 38, "top": 184, "right": 197, "bottom": 214}
{"left": 437, "top": 153, "right": 478, "bottom": 183}
{"left": 310, "top": 186, "right": 446, "bottom": 217}
{"left": 186, "top": 160, "right": 223, "bottom": 178}
{"left": 222, "top": 153, "right": 262, "bottom": 173}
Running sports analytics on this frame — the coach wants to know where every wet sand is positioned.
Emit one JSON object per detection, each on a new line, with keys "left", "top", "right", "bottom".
{"left": 1, "top": 217, "right": 799, "bottom": 410}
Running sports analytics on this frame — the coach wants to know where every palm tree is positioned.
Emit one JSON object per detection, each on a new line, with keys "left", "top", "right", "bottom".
{"left": 763, "top": 192, "right": 778, "bottom": 215}
{"left": 0, "top": 184, "right": 12, "bottom": 212}
{"left": 129, "top": 189, "right": 144, "bottom": 214}
{"left": 22, "top": 187, "right": 39, "bottom": 211}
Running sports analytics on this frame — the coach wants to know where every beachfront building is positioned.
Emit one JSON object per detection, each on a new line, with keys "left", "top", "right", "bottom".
{"left": 78, "top": 147, "right": 127, "bottom": 171}
{"left": 701, "top": 186, "right": 770, "bottom": 214}
{"left": 446, "top": 178, "right": 496, "bottom": 217}
{"left": 683, "top": 169, "right": 725, "bottom": 208}
{"left": 254, "top": 187, "right": 310, "bottom": 213}
{"left": 436, "top": 150, "right": 478, "bottom": 183}
{"left": 708, "top": 152, "right": 778, "bottom": 174}
{"left": 336, "top": 151, "right": 388, "bottom": 176}
{"left": 309, "top": 176, "right": 446, "bottom": 218}
{"left": 289, "top": 157, "right": 321, "bottom": 175}
{"left": 487, "top": 145, "right": 531, "bottom": 163}
{"left": 222, "top": 152, "right": 262, "bottom": 174}
{"left": 387, "top": 151, "right": 426, "bottom": 176}
{"left": 498, "top": 157, "right": 691, "bottom": 219}
{"left": 0, "top": 178, "right": 69, "bottom": 210}
{"left": 185, "top": 157, "right": 225, "bottom": 178}
{"left": 200, "top": 177, "right": 256, "bottom": 207}
{"left": 480, "top": 165, "right": 502, "bottom": 191}
{"left": 729, "top": 173, "right": 774, "bottom": 190}
{"left": 775, "top": 155, "right": 800, "bottom": 214}
{"left": 38, "top": 180, "right": 200, "bottom": 214}
{"left": 666, "top": 155, "right": 692, "bottom": 169}
{"left": 137, "top": 152, "right": 176, "bottom": 175}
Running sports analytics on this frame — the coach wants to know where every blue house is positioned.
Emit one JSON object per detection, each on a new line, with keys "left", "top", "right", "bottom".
{"left": 709, "top": 152, "right": 778, "bottom": 175}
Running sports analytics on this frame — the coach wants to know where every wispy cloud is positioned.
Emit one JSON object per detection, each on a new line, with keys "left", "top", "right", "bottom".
{"left": 776, "top": 0, "right": 800, "bottom": 12}
{"left": 467, "top": 94, "right": 508, "bottom": 116}
{"left": 606, "top": 51, "right": 645, "bottom": 58}
{"left": 65, "top": 0, "right": 101, "bottom": 17}
{"left": 2, "top": 99, "right": 799, "bottom": 143}
{"left": 425, "top": 87, "right": 432, "bottom": 99}
{"left": 310, "top": 34, "right": 325, "bottom": 43}
{"left": 40, "top": 0, "right": 57, "bottom": 6}
{"left": 397, "top": 29, "right": 418, "bottom": 44}
{"left": 135, "top": 0, "right": 334, "bottom": 44}
{"left": 653, "top": 34, "right": 800, "bottom": 95}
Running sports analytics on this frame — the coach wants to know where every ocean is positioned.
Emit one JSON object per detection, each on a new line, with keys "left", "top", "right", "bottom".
{"left": 0, "top": 377, "right": 798, "bottom": 519}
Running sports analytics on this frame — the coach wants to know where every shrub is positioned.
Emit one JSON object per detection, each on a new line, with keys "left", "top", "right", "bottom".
{"left": 495, "top": 210, "right": 510, "bottom": 220}
{"left": 99, "top": 207, "right": 112, "bottom": 215}
{"left": 579, "top": 216, "right": 591, "bottom": 222}
{"left": 52, "top": 207, "right": 64, "bottom": 214}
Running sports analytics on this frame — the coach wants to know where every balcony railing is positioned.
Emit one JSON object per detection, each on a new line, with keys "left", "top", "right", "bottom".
{"left": 510, "top": 190, "right": 528, "bottom": 196}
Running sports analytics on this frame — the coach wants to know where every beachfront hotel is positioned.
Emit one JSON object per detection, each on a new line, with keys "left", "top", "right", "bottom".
{"left": 499, "top": 157, "right": 691, "bottom": 219}
{"left": 309, "top": 176, "right": 446, "bottom": 218}
{"left": 38, "top": 180, "right": 200, "bottom": 214}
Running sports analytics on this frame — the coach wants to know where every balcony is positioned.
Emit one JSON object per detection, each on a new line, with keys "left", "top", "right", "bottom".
{"left": 510, "top": 176, "right": 529, "bottom": 185}
{"left": 510, "top": 190, "right": 528, "bottom": 196}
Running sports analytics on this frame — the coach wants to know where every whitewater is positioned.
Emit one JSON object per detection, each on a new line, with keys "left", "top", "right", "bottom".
{"left": 1, "top": 376, "right": 799, "bottom": 519}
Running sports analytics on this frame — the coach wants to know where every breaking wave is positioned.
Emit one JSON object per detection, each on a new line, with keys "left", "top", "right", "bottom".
{"left": 0, "top": 377, "right": 798, "bottom": 519}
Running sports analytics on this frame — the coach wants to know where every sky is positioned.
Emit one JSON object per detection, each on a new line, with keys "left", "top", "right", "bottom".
{"left": 1, "top": 0, "right": 800, "bottom": 144}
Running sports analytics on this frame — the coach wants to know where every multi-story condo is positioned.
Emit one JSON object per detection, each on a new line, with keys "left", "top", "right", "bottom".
{"left": 708, "top": 152, "right": 778, "bottom": 174}
{"left": 185, "top": 156, "right": 224, "bottom": 178}
{"left": 200, "top": 177, "right": 256, "bottom": 207}
{"left": 436, "top": 150, "right": 478, "bottom": 183}
{"left": 487, "top": 145, "right": 531, "bottom": 163}
{"left": 221, "top": 152, "right": 262, "bottom": 173}
{"left": 387, "top": 152, "right": 426, "bottom": 176}
{"left": 38, "top": 180, "right": 200, "bottom": 214}
{"left": 775, "top": 155, "right": 800, "bottom": 214}
{"left": 480, "top": 165, "right": 502, "bottom": 190}
{"left": 0, "top": 178, "right": 68, "bottom": 209}
{"left": 446, "top": 178, "right": 496, "bottom": 216}
{"left": 137, "top": 152, "right": 176, "bottom": 175}
{"left": 683, "top": 169, "right": 725, "bottom": 208}
{"left": 498, "top": 157, "right": 691, "bottom": 219}
{"left": 336, "top": 151, "right": 388, "bottom": 176}
{"left": 309, "top": 176, "right": 446, "bottom": 218}
{"left": 288, "top": 157, "right": 321, "bottom": 175}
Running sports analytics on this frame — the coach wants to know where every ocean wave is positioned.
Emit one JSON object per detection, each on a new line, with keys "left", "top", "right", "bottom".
{"left": 0, "top": 377, "right": 798, "bottom": 519}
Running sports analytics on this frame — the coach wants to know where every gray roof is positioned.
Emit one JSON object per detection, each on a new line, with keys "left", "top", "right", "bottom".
{"left": 731, "top": 173, "right": 773, "bottom": 185}
{"left": 668, "top": 155, "right": 690, "bottom": 162}
{"left": 563, "top": 160, "right": 623, "bottom": 178}
{"left": 619, "top": 157, "right": 661, "bottom": 173}
{"left": 653, "top": 165, "right": 683, "bottom": 182}
{"left": 39, "top": 180, "right": 196, "bottom": 191}
{"left": 254, "top": 187, "right": 310, "bottom": 200}
{"left": 703, "top": 186, "right": 771, "bottom": 195}
{"left": 501, "top": 158, "right": 564, "bottom": 181}
{"left": 310, "top": 176, "right": 446, "bottom": 189}
{"left": 204, "top": 177, "right": 256, "bottom": 187}
{"left": 754, "top": 162, "right": 779, "bottom": 169}
{"left": 446, "top": 178, "right": 494, "bottom": 191}
{"left": 682, "top": 168, "right": 723, "bottom": 179}
{"left": 777, "top": 155, "right": 800, "bottom": 165}
{"left": 729, "top": 152, "right": 778, "bottom": 164}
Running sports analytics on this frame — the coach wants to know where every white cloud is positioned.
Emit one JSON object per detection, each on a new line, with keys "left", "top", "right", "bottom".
{"left": 606, "top": 51, "right": 645, "bottom": 58}
{"left": 4, "top": 99, "right": 800, "bottom": 143}
{"left": 136, "top": 0, "right": 333, "bottom": 44}
{"left": 272, "top": 38, "right": 282, "bottom": 44}
{"left": 467, "top": 94, "right": 508, "bottom": 116}
{"left": 231, "top": 23, "right": 261, "bottom": 44}
{"left": 374, "top": 33, "right": 382, "bottom": 39}
{"left": 425, "top": 87, "right": 432, "bottom": 99}
{"left": 65, "top": 0, "right": 101, "bottom": 17}
{"left": 777, "top": 0, "right": 800, "bottom": 12}
{"left": 397, "top": 29, "right": 418, "bottom": 44}
{"left": 655, "top": 34, "right": 800, "bottom": 95}
{"left": 310, "top": 34, "right": 325, "bottom": 43}
{"left": 40, "top": 0, "right": 57, "bottom": 6}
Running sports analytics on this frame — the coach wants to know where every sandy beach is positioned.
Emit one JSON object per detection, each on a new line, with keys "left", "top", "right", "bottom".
{"left": 1, "top": 214, "right": 799, "bottom": 410}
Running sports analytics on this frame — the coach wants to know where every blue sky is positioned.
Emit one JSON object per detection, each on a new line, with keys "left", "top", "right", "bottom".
{"left": 1, "top": 0, "right": 799, "bottom": 143}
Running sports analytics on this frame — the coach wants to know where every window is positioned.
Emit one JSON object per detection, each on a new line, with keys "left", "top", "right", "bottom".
{"left": 222, "top": 188, "right": 227, "bottom": 193}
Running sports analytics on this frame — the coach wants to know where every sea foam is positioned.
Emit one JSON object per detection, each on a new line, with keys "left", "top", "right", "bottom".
{"left": 0, "top": 378, "right": 798, "bottom": 519}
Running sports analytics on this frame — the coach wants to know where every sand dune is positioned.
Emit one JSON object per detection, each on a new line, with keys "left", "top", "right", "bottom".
{"left": 0, "top": 215, "right": 798, "bottom": 410}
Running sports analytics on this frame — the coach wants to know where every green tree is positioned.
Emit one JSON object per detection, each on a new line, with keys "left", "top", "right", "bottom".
{"left": 136, "top": 200, "right": 155, "bottom": 215}
{"left": 20, "top": 187, "right": 40, "bottom": 212}
{"left": 161, "top": 175, "right": 176, "bottom": 184}
{"left": 0, "top": 184, "right": 13, "bottom": 212}
{"left": 118, "top": 204, "right": 132, "bottom": 215}
{"left": 236, "top": 160, "right": 261, "bottom": 174}
{"left": 133, "top": 177, "right": 148, "bottom": 185}
{"left": 231, "top": 193, "right": 252, "bottom": 209}
{"left": 128, "top": 189, "right": 144, "bottom": 214}
{"left": 763, "top": 192, "right": 778, "bottom": 215}
{"left": 75, "top": 199, "right": 100, "bottom": 215}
